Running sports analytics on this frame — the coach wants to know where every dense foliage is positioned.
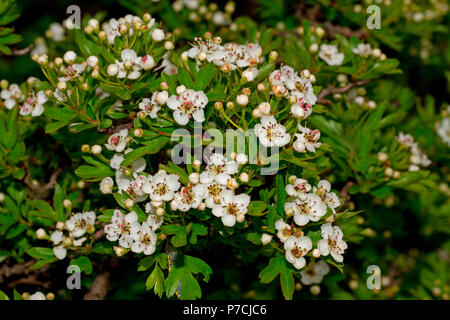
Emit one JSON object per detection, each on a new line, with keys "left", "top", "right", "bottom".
{"left": 0, "top": 0, "right": 448, "bottom": 300}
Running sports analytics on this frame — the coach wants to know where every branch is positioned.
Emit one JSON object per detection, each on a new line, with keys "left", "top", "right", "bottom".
{"left": 11, "top": 44, "right": 33, "bottom": 56}
{"left": 317, "top": 80, "right": 369, "bottom": 105}
{"left": 23, "top": 163, "right": 63, "bottom": 199}
{"left": 83, "top": 272, "right": 111, "bottom": 300}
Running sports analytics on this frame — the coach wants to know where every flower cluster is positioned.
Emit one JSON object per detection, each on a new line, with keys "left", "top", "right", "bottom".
{"left": 47, "top": 212, "right": 97, "bottom": 260}
{"left": 397, "top": 132, "right": 432, "bottom": 171}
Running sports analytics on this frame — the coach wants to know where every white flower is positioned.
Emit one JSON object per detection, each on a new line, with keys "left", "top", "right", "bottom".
{"left": 142, "top": 171, "right": 181, "bottom": 202}
{"left": 200, "top": 153, "right": 239, "bottom": 185}
{"left": 436, "top": 118, "right": 450, "bottom": 146}
{"left": 284, "top": 236, "right": 312, "bottom": 269}
{"left": 261, "top": 233, "right": 273, "bottom": 245}
{"left": 29, "top": 291, "right": 46, "bottom": 300}
{"left": 19, "top": 91, "right": 48, "bottom": 117}
{"left": 131, "top": 222, "right": 157, "bottom": 255}
{"left": 317, "top": 223, "right": 348, "bottom": 263}
{"left": 285, "top": 193, "right": 327, "bottom": 226}
{"left": 116, "top": 49, "right": 142, "bottom": 79}
{"left": 286, "top": 178, "right": 312, "bottom": 200}
{"left": 212, "top": 190, "right": 250, "bottom": 227}
{"left": 352, "top": 43, "right": 372, "bottom": 57}
{"left": 139, "top": 93, "right": 161, "bottom": 118}
{"left": 160, "top": 54, "right": 178, "bottom": 75}
{"left": 59, "top": 63, "right": 85, "bottom": 82}
{"left": 167, "top": 89, "right": 208, "bottom": 125}
{"left": 318, "top": 44, "right": 344, "bottom": 66}
{"left": 314, "top": 180, "right": 340, "bottom": 213}
{"left": 65, "top": 211, "right": 96, "bottom": 238}
{"left": 242, "top": 67, "right": 259, "bottom": 82}
{"left": 174, "top": 184, "right": 206, "bottom": 212}
{"left": 1, "top": 84, "right": 24, "bottom": 109}
{"left": 254, "top": 116, "right": 291, "bottom": 147}
{"left": 300, "top": 261, "right": 330, "bottom": 285}
{"left": 293, "top": 125, "right": 321, "bottom": 153}
{"left": 203, "top": 181, "right": 225, "bottom": 208}
{"left": 117, "top": 174, "right": 149, "bottom": 202}
{"left": 105, "top": 129, "right": 129, "bottom": 152}
{"left": 275, "top": 219, "right": 291, "bottom": 243}
{"left": 104, "top": 210, "right": 139, "bottom": 248}
{"left": 104, "top": 18, "right": 121, "bottom": 44}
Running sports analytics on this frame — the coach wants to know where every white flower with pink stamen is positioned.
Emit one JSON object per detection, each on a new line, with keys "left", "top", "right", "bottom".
{"left": 293, "top": 125, "right": 321, "bottom": 153}
{"left": 1, "top": 84, "right": 24, "bottom": 110}
{"left": 19, "top": 91, "right": 48, "bottom": 117}
{"left": 104, "top": 210, "right": 140, "bottom": 249}
{"left": 105, "top": 129, "right": 129, "bottom": 152}
{"left": 254, "top": 115, "right": 291, "bottom": 147}
{"left": 167, "top": 89, "right": 207, "bottom": 125}
{"left": 284, "top": 235, "right": 312, "bottom": 269}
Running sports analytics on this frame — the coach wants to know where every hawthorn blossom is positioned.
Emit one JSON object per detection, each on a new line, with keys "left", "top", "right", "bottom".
{"left": 203, "top": 181, "right": 225, "bottom": 208}
{"left": 317, "top": 223, "right": 348, "bottom": 263}
{"left": 50, "top": 230, "right": 66, "bottom": 260}
{"left": 314, "top": 180, "right": 340, "bottom": 213}
{"left": 1, "top": 84, "right": 24, "bottom": 109}
{"left": 130, "top": 222, "right": 157, "bottom": 255}
{"left": 48, "top": 22, "right": 66, "bottom": 42}
{"left": 115, "top": 49, "right": 142, "bottom": 80}
{"left": 285, "top": 193, "right": 327, "bottom": 226}
{"left": 65, "top": 211, "right": 96, "bottom": 238}
{"left": 286, "top": 178, "right": 312, "bottom": 200}
{"left": 300, "top": 260, "right": 330, "bottom": 285}
{"left": 293, "top": 125, "right": 321, "bottom": 153}
{"left": 212, "top": 190, "right": 250, "bottom": 227}
{"left": 117, "top": 174, "right": 149, "bottom": 202}
{"left": 139, "top": 93, "right": 161, "bottom": 118}
{"left": 436, "top": 118, "right": 450, "bottom": 146}
{"left": 146, "top": 212, "right": 164, "bottom": 231}
{"left": 290, "top": 78, "right": 317, "bottom": 107}
{"left": 105, "top": 129, "right": 129, "bottom": 152}
{"left": 200, "top": 153, "right": 239, "bottom": 185}
{"left": 352, "top": 43, "right": 372, "bottom": 57}
{"left": 167, "top": 89, "right": 208, "bottom": 125}
{"left": 59, "top": 63, "right": 85, "bottom": 82}
{"left": 284, "top": 235, "right": 313, "bottom": 269}
{"left": 100, "top": 177, "right": 114, "bottom": 194}
{"left": 104, "top": 210, "right": 139, "bottom": 248}
{"left": 318, "top": 44, "right": 344, "bottom": 66}
{"left": 19, "top": 91, "right": 48, "bottom": 117}
{"left": 53, "top": 245, "right": 67, "bottom": 260}
{"left": 174, "top": 184, "right": 206, "bottom": 212}
{"left": 143, "top": 171, "right": 181, "bottom": 202}
{"left": 396, "top": 132, "right": 431, "bottom": 168}
{"left": 254, "top": 116, "right": 291, "bottom": 147}
{"left": 275, "top": 219, "right": 292, "bottom": 243}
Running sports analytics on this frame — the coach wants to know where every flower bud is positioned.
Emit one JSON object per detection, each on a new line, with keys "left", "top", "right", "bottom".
{"left": 393, "top": 171, "right": 401, "bottom": 179}
{"left": 160, "top": 82, "right": 169, "bottom": 90}
{"left": 285, "top": 207, "right": 295, "bottom": 217}
{"left": 176, "top": 85, "right": 186, "bottom": 95}
{"left": 156, "top": 91, "right": 169, "bottom": 105}
{"left": 86, "top": 56, "right": 98, "bottom": 67}
{"left": 236, "top": 213, "right": 245, "bottom": 223}
{"left": 91, "top": 145, "right": 102, "bottom": 155}
{"left": 164, "top": 41, "right": 174, "bottom": 50}
{"left": 56, "top": 221, "right": 65, "bottom": 230}
{"left": 226, "top": 101, "right": 235, "bottom": 110}
{"left": 367, "top": 100, "right": 376, "bottom": 109}
{"left": 312, "top": 248, "right": 321, "bottom": 258}
{"left": 261, "top": 233, "right": 272, "bottom": 245}
{"left": 151, "top": 28, "right": 165, "bottom": 42}
{"left": 214, "top": 101, "right": 223, "bottom": 111}
{"left": 258, "top": 102, "right": 271, "bottom": 115}
{"left": 57, "top": 81, "right": 67, "bottom": 91}
{"left": 181, "top": 51, "right": 189, "bottom": 62}
{"left": 133, "top": 128, "right": 144, "bottom": 138}
{"left": 252, "top": 108, "right": 262, "bottom": 118}
{"left": 269, "top": 51, "right": 278, "bottom": 62}
{"left": 114, "top": 246, "right": 127, "bottom": 257}
{"left": 46, "top": 293, "right": 55, "bottom": 300}
{"left": 45, "top": 90, "right": 53, "bottom": 97}
{"left": 372, "top": 48, "right": 382, "bottom": 58}
{"left": 37, "top": 55, "right": 48, "bottom": 65}
{"left": 236, "top": 153, "right": 248, "bottom": 165}
{"left": 236, "top": 94, "right": 248, "bottom": 106}
{"left": 257, "top": 83, "right": 266, "bottom": 92}
{"left": 230, "top": 152, "right": 237, "bottom": 160}
{"left": 315, "top": 27, "right": 325, "bottom": 38}
{"left": 91, "top": 69, "right": 100, "bottom": 79}
{"left": 189, "top": 172, "right": 200, "bottom": 185}
{"left": 377, "top": 152, "right": 388, "bottom": 162}
{"left": 155, "top": 207, "right": 165, "bottom": 216}
{"left": 36, "top": 228, "right": 47, "bottom": 240}
{"left": 197, "top": 51, "right": 207, "bottom": 61}
{"left": 107, "top": 64, "right": 119, "bottom": 76}
{"left": 81, "top": 144, "right": 90, "bottom": 152}
{"left": 124, "top": 198, "right": 134, "bottom": 208}
{"left": 198, "top": 202, "right": 206, "bottom": 211}
{"left": 63, "top": 199, "right": 72, "bottom": 208}
{"left": 98, "top": 31, "right": 107, "bottom": 40}
{"left": 170, "top": 200, "right": 179, "bottom": 211}
{"left": 227, "top": 178, "right": 239, "bottom": 190}
{"left": 193, "top": 159, "right": 201, "bottom": 170}
{"left": 309, "top": 43, "right": 319, "bottom": 53}
{"left": 385, "top": 167, "right": 394, "bottom": 177}
{"left": 0, "top": 192, "right": 6, "bottom": 202}
{"left": 310, "top": 285, "right": 321, "bottom": 295}
{"left": 63, "top": 51, "right": 77, "bottom": 64}
{"left": 309, "top": 74, "right": 316, "bottom": 84}
{"left": 118, "top": 24, "right": 128, "bottom": 34}
{"left": 239, "top": 172, "right": 249, "bottom": 183}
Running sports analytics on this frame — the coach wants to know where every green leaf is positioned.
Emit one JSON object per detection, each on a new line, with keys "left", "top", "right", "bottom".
{"left": 70, "top": 256, "right": 93, "bottom": 275}
{"left": 53, "top": 184, "right": 66, "bottom": 221}
{"left": 161, "top": 224, "right": 187, "bottom": 247}
{"left": 145, "top": 264, "right": 165, "bottom": 298}
{"left": 164, "top": 254, "right": 212, "bottom": 300}
{"left": 0, "top": 290, "right": 9, "bottom": 300}
{"left": 188, "top": 223, "right": 208, "bottom": 244}
{"left": 25, "top": 247, "right": 54, "bottom": 259}
{"left": 247, "top": 201, "right": 268, "bottom": 216}
{"left": 121, "top": 137, "right": 169, "bottom": 167}
{"left": 177, "top": 68, "right": 194, "bottom": 88}
{"left": 276, "top": 175, "right": 287, "bottom": 216}
{"left": 259, "top": 254, "right": 295, "bottom": 300}
{"left": 29, "top": 200, "right": 58, "bottom": 221}
{"left": 194, "top": 63, "right": 216, "bottom": 90}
